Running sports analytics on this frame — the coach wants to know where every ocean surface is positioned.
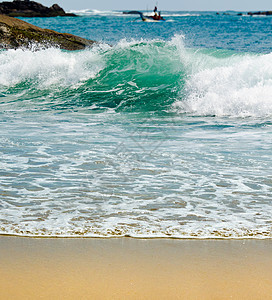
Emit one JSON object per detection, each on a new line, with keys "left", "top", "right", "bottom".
{"left": 0, "top": 10, "right": 271, "bottom": 238}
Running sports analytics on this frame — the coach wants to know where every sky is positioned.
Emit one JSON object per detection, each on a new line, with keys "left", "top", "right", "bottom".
{"left": 10, "top": 0, "right": 272, "bottom": 12}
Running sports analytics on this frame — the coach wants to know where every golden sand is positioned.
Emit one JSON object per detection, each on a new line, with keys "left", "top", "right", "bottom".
{"left": 1, "top": 237, "right": 272, "bottom": 299}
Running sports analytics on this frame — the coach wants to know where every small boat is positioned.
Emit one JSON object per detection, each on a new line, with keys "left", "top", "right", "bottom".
{"left": 123, "top": 10, "right": 165, "bottom": 22}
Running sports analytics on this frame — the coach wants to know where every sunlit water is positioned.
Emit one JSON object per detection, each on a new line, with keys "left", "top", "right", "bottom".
{"left": 0, "top": 11, "right": 271, "bottom": 237}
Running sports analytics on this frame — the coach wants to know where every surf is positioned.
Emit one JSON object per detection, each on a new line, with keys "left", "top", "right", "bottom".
{"left": 1, "top": 35, "right": 272, "bottom": 117}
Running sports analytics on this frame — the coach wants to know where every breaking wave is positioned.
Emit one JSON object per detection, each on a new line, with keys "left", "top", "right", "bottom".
{"left": 1, "top": 35, "right": 272, "bottom": 117}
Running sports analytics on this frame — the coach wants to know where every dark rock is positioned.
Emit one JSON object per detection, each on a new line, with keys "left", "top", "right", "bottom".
{"left": 248, "top": 11, "right": 272, "bottom": 16}
{"left": 0, "top": 0, "right": 76, "bottom": 17}
{"left": 0, "top": 14, "right": 96, "bottom": 50}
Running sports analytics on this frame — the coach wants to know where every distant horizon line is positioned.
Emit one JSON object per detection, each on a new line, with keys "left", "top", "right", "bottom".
{"left": 68, "top": 8, "right": 271, "bottom": 12}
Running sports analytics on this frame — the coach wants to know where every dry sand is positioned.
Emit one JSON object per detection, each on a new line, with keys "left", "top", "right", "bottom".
{"left": 1, "top": 237, "right": 272, "bottom": 299}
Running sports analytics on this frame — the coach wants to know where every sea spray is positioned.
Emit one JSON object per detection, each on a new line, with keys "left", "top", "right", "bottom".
{"left": 0, "top": 47, "right": 105, "bottom": 87}
{"left": 175, "top": 51, "right": 272, "bottom": 117}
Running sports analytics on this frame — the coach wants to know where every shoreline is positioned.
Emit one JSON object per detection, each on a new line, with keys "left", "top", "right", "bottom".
{"left": 1, "top": 236, "right": 272, "bottom": 299}
{"left": 1, "top": 233, "right": 272, "bottom": 239}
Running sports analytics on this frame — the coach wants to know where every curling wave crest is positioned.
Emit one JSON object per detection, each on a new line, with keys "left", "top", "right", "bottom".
{"left": 1, "top": 35, "right": 272, "bottom": 117}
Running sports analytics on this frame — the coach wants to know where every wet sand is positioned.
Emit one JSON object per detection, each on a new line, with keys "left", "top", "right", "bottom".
{"left": 1, "top": 237, "right": 272, "bottom": 299}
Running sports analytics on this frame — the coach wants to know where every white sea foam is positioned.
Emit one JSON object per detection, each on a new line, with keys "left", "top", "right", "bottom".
{"left": 0, "top": 47, "right": 105, "bottom": 88}
{"left": 0, "top": 109, "right": 271, "bottom": 238}
{"left": 170, "top": 36, "right": 272, "bottom": 117}
{"left": 163, "top": 13, "right": 200, "bottom": 17}
{"left": 69, "top": 9, "right": 126, "bottom": 17}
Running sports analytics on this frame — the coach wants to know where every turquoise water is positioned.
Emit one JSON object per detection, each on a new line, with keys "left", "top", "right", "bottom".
{"left": 0, "top": 11, "right": 271, "bottom": 238}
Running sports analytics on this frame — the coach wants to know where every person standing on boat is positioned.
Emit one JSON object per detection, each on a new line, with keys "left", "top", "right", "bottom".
{"left": 153, "top": 6, "right": 158, "bottom": 19}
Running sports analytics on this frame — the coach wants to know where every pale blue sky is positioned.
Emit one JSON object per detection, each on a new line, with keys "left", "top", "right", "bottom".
{"left": 9, "top": 0, "right": 272, "bottom": 11}
{"left": 40, "top": 0, "right": 272, "bottom": 11}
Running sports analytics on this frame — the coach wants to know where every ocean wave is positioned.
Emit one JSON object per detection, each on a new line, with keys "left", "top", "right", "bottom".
{"left": 0, "top": 46, "right": 106, "bottom": 87}
{"left": 1, "top": 35, "right": 272, "bottom": 117}
{"left": 163, "top": 13, "right": 200, "bottom": 17}
{"left": 68, "top": 9, "right": 126, "bottom": 17}
{"left": 174, "top": 50, "right": 272, "bottom": 117}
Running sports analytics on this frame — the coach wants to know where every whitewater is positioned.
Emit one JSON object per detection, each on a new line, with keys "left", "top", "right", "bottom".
{"left": 0, "top": 11, "right": 271, "bottom": 238}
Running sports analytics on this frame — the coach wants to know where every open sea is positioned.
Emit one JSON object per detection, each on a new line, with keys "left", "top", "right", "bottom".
{"left": 0, "top": 10, "right": 271, "bottom": 238}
